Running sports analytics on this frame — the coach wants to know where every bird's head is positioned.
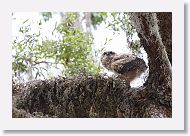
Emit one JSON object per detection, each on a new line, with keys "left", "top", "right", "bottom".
{"left": 101, "top": 51, "right": 116, "bottom": 59}
{"left": 101, "top": 51, "right": 116, "bottom": 70}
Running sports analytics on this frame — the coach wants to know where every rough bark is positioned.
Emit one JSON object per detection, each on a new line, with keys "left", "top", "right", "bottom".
{"left": 129, "top": 13, "right": 172, "bottom": 116}
{"left": 13, "top": 76, "right": 130, "bottom": 118}
{"left": 156, "top": 12, "right": 172, "bottom": 64}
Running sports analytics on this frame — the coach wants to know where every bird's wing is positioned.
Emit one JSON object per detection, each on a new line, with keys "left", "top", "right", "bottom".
{"left": 112, "top": 54, "right": 136, "bottom": 62}
{"left": 111, "top": 57, "right": 145, "bottom": 75}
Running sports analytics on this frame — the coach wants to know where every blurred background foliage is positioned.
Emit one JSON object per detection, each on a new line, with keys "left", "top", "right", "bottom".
{"left": 12, "top": 12, "right": 140, "bottom": 82}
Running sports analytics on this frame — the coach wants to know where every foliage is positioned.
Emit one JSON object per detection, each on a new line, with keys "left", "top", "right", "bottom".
{"left": 41, "top": 12, "right": 52, "bottom": 22}
{"left": 12, "top": 12, "right": 143, "bottom": 81}
{"left": 91, "top": 12, "right": 108, "bottom": 29}
{"left": 12, "top": 19, "right": 42, "bottom": 78}
{"left": 91, "top": 12, "right": 142, "bottom": 53}
{"left": 12, "top": 12, "right": 101, "bottom": 81}
{"left": 43, "top": 18, "right": 99, "bottom": 76}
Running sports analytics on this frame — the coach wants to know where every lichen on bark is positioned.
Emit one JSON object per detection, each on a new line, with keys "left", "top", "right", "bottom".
{"left": 13, "top": 76, "right": 130, "bottom": 118}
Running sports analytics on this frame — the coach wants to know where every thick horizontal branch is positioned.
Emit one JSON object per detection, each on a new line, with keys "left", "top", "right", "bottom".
{"left": 13, "top": 75, "right": 171, "bottom": 118}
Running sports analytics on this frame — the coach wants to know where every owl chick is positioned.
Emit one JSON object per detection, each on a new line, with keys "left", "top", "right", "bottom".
{"left": 101, "top": 51, "right": 147, "bottom": 82}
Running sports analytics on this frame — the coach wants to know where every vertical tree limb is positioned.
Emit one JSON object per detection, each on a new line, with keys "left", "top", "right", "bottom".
{"left": 129, "top": 13, "right": 172, "bottom": 111}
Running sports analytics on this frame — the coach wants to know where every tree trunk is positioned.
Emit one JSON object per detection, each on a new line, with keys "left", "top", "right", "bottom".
{"left": 84, "top": 12, "right": 92, "bottom": 33}
{"left": 156, "top": 12, "right": 172, "bottom": 64}
{"left": 128, "top": 12, "right": 172, "bottom": 117}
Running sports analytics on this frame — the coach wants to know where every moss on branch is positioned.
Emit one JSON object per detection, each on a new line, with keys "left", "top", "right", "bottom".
{"left": 13, "top": 75, "right": 171, "bottom": 118}
{"left": 13, "top": 75, "right": 130, "bottom": 118}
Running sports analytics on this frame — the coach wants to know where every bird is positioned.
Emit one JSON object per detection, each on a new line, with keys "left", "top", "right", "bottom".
{"left": 101, "top": 51, "right": 147, "bottom": 82}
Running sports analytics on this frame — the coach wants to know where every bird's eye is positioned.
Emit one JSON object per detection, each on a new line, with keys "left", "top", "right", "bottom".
{"left": 103, "top": 51, "right": 115, "bottom": 56}
{"left": 108, "top": 51, "right": 115, "bottom": 55}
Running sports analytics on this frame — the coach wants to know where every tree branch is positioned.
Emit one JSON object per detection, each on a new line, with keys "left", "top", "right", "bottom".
{"left": 129, "top": 13, "right": 172, "bottom": 109}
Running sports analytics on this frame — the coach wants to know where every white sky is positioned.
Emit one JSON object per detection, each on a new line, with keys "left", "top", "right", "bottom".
{"left": 12, "top": 12, "right": 148, "bottom": 87}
